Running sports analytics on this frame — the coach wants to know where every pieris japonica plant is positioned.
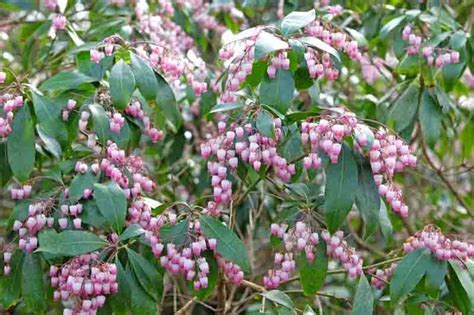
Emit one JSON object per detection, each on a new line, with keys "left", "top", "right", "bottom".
{"left": 0, "top": 0, "right": 473, "bottom": 314}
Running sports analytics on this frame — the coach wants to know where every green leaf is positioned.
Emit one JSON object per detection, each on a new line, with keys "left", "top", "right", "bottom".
{"left": 355, "top": 156, "right": 380, "bottom": 237}
{"left": 21, "top": 253, "right": 46, "bottom": 313}
{"left": 80, "top": 200, "right": 107, "bottom": 229}
{"left": 200, "top": 216, "right": 250, "bottom": 273}
{"left": 31, "top": 92, "right": 62, "bottom": 123}
{"left": 127, "top": 248, "right": 163, "bottom": 301}
{"left": 280, "top": 9, "right": 315, "bottom": 37}
{"left": 94, "top": 182, "right": 127, "bottom": 233}
{"left": 120, "top": 224, "right": 145, "bottom": 242}
{"left": 40, "top": 71, "right": 96, "bottom": 92}
{"left": 299, "top": 37, "right": 341, "bottom": 64}
{"left": 390, "top": 248, "right": 431, "bottom": 304}
{"left": 130, "top": 53, "right": 158, "bottom": 101}
{"left": 419, "top": 89, "right": 443, "bottom": 148}
{"left": 37, "top": 124, "right": 62, "bottom": 159}
{"left": 210, "top": 102, "right": 246, "bottom": 114}
{"left": 244, "top": 60, "right": 267, "bottom": 87}
{"left": 89, "top": 103, "right": 130, "bottom": 148}
{"left": 447, "top": 261, "right": 474, "bottom": 314}
{"left": 76, "top": 51, "right": 112, "bottom": 81}
{"left": 0, "top": 250, "right": 24, "bottom": 308}
{"left": 380, "top": 15, "right": 406, "bottom": 39}
{"left": 389, "top": 83, "right": 420, "bottom": 132}
{"left": 304, "top": 305, "right": 316, "bottom": 315}
{"left": 126, "top": 264, "right": 158, "bottom": 314}
{"left": 7, "top": 105, "right": 35, "bottom": 181}
{"left": 262, "top": 290, "right": 294, "bottom": 309}
{"left": 283, "top": 125, "right": 304, "bottom": 162}
{"left": 68, "top": 171, "right": 99, "bottom": 201}
{"left": 110, "top": 59, "right": 136, "bottom": 110}
{"left": 324, "top": 144, "right": 358, "bottom": 233}
{"left": 256, "top": 110, "right": 275, "bottom": 138}
{"left": 379, "top": 200, "right": 393, "bottom": 243}
{"left": 108, "top": 259, "right": 130, "bottom": 314}
{"left": 260, "top": 70, "right": 295, "bottom": 114}
{"left": 193, "top": 252, "right": 218, "bottom": 299}
{"left": 155, "top": 73, "right": 182, "bottom": 130}
{"left": 424, "top": 256, "right": 447, "bottom": 291}
{"left": 397, "top": 55, "right": 422, "bottom": 76}
{"left": 159, "top": 220, "right": 189, "bottom": 246}
{"left": 345, "top": 27, "right": 368, "bottom": 47}
{"left": 254, "top": 31, "right": 289, "bottom": 60}
{"left": 298, "top": 241, "right": 328, "bottom": 295}
{"left": 353, "top": 274, "right": 374, "bottom": 315}
{"left": 37, "top": 229, "right": 107, "bottom": 256}
{"left": 0, "top": 141, "right": 12, "bottom": 186}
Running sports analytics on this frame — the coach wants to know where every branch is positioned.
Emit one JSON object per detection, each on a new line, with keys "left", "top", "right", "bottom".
{"left": 175, "top": 297, "right": 197, "bottom": 315}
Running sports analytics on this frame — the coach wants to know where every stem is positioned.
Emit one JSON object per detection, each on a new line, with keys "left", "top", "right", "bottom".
{"left": 175, "top": 297, "right": 197, "bottom": 315}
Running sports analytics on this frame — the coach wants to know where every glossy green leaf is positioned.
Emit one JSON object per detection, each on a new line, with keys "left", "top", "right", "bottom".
{"left": 298, "top": 241, "right": 328, "bottom": 295}
{"left": 380, "top": 15, "right": 406, "bottom": 39}
{"left": 68, "top": 171, "right": 99, "bottom": 201}
{"left": 260, "top": 69, "right": 295, "bottom": 114}
{"left": 345, "top": 27, "right": 368, "bottom": 47}
{"left": 7, "top": 105, "right": 35, "bottom": 181}
{"left": 353, "top": 274, "right": 374, "bottom": 315}
{"left": 389, "top": 83, "right": 420, "bottom": 132}
{"left": 420, "top": 89, "right": 443, "bottom": 148}
{"left": 424, "top": 256, "right": 447, "bottom": 291}
{"left": 210, "top": 102, "right": 246, "bottom": 114}
{"left": 126, "top": 264, "right": 158, "bottom": 314}
{"left": 0, "top": 141, "right": 12, "bottom": 186}
{"left": 256, "top": 110, "right": 275, "bottom": 138}
{"left": 127, "top": 248, "right": 163, "bottom": 301}
{"left": 254, "top": 31, "right": 289, "bottom": 60}
{"left": 0, "top": 250, "right": 24, "bottom": 308}
{"left": 447, "top": 261, "right": 474, "bottom": 314}
{"left": 159, "top": 220, "right": 189, "bottom": 246}
{"left": 262, "top": 290, "right": 294, "bottom": 309}
{"left": 379, "top": 200, "right": 393, "bottom": 243}
{"left": 110, "top": 59, "right": 136, "bottom": 109}
{"left": 280, "top": 9, "right": 315, "bottom": 37}
{"left": 355, "top": 156, "right": 380, "bottom": 237}
{"left": 21, "top": 253, "right": 46, "bottom": 312}
{"left": 94, "top": 182, "right": 127, "bottom": 233}
{"left": 130, "top": 52, "right": 158, "bottom": 101}
{"left": 200, "top": 216, "right": 250, "bottom": 273}
{"left": 324, "top": 144, "right": 358, "bottom": 233}
{"left": 37, "top": 229, "right": 107, "bottom": 256}
{"left": 390, "top": 248, "right": 431, "bottom": 304}
{"left": 40, "top": 71, "right": 96, "bottom": 92}
{"left": 108, "top": 259, "right": 130, "bottom": 314}
{"left": 299, "top": 37, "right": 341, "bottom": 63}
{"left": 119, "top": 224, "right": 145, "bottom": 242}
{"left": 155, "top": 73, "right": 182, "bottom": 130}
{"left": 31, "top": 92, "right": 62, "bottom": 123}
{"left": 37, "top": 124, "right": 62, "bottom": 159}
{"left": 89, "top": 103, "right": 130, "bottom": 148}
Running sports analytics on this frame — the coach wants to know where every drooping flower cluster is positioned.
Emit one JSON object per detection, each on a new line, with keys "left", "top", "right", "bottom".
{"left": 370, "top": 263, "right": 396, "bottom": 290}
{"left": 200, "top": 117, "right": 296, "bottom": 214}
{"left": 321, "top": 230, "right": 363, "bottom": 277}
{"left": 109, "top": 112, "right": 125, "bottom": 133}
{"left": 10, "top": 184, "right": 32, "bottom": 200}
{"left": 125, "top": 100, "right": 164, "bottom": 143}
{"left": 175, "top": 0, "right": 229, "bottom": 35}
{"left": 370, "top": 129, "right": 417, "bottom": 218}
{"left": 58, "top": 203, "right": 84, "bottom": 230}
{"left": 49, "top": 252, "right": 118, "bottom": 315}
{"left": 267, "top": 51, "right": 290, "bottom": 78}
{"left": 265, "top": 221, "right": 320, "bottom": 289}
{"left": 62, "top": 99, "right": 77, "bottom": 121}
{"left": 403, "top": 225, "right": 474, "bottom": 262}
{"left": 0, "top": 94, "right": 24, "bottom": 138}
{"left": 402, "top": 25, "right": 460, "bottom": 68}
{"left": 12, "top": 202, "right": 54, "bottom": 253}
{"left": 2, "top": 252, "right": 12, "bottom": 275}
{"left": 49, "top": 14, "right": 67, "bottom": 38}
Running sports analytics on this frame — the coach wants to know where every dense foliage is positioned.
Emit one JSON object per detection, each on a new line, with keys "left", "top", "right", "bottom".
{"left": 0, "top": 0, "right": 473, "bottom": 314}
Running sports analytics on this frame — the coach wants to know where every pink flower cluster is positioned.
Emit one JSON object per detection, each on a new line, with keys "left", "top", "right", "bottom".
{"left": 328, "top": 5, "right": 343, "bottom": 16}
{"left": 176, "top": 0, "right": 228, "bottom": 35}
{"left": 0, "top": 94, "right": 24, "bottom": 138}
{"left": 90, "top": 37, "right": 115, "bottom": 64}
{"left": 50, "top": 252, "right": 118, "bottom": 315}
{"left": 62, "top": 99, "right": 77, "bottom": 121}
{"left": 371, "top": 263, "right": 396, "bottom": 290}
{"left": 3, "top": 252, "right": 12, "bottom": 275}
{"left": 402, "top": 25, "right": 460, "bottom": 68}
{"left": 49, "top": 14, "right": 67, "bottom": 38}
{"left": 109, "top": 112, "right": 125, "bottom": 133}
{"left": 370, "top": 129, "right": 416, "bottom": 217}
{"left": 59, "top": 203, "right": 84, "bottom": 230}
{"left": 403, "top": 226, "right": 474, "bottom": 262}
{"left": 79, "top": 111, "right": 90, "bottom": 131}
{"left": 265, "top": 221, "right": 320, "bottom": 289}
{"left": 321, "top": 230, "right": 363, "bottom": 277}
{"left": 13, "top": 202, "right": 54, "bottom": 253}
{"left": 200, "top": 118, "right": 295, "bottom": 213}
{"left": 10, "top": 185, "right": 32, "bottom": 200}
{"left": 301, "top": 110, "right": 358, "bottom": 165}
{"left": 267, "top": 51, "right": 290, "bottom": 78}
{"left": 125, "top": 100, "right": 164, "bottom": 143}
{"left": 100, "top": 141, "right": 156, "bottom": 197}
{"left": 43, "top": 0, "right": 58, "bottom": 11}
{"left": 218, "top": 256, "right": 244, "bottom": 285}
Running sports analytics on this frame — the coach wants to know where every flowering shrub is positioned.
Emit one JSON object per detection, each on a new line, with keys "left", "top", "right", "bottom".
{"left": 0, "top": 0, "right": 473, "bottom": 314}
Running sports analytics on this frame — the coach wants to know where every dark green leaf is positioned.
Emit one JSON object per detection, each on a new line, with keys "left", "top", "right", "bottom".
{"left": 127, "top": 248, "right": 163, "bottom": 301}
{"left": 7, "top": 105, "right": 35, "bottom": 181}
{"left": 397, "top": 55, "right": 422, "bottom": 76}
{"left": 159, "top": 220, "right": 189, "bottom": 246}
{"left": 210, "top": 102, "right": 246, "bottom": 114}
{"left": 68, "top": 171, "right": 99, "bottom": 201}
{"left": 256, "top": 110, "right": 275, "bottom": 138}
{"left": 94, "top": 182, "right": 127, "bottom": 233}
{"left": 0, "top": 142, "right": 12, "bottom": 186}
{"left": 424, "top": 256, "right": 447, "bottom": 291}
{"left": 260, "top": 70, "right": 295, "bottom": 114}
{"left": 380, "top": 15, "right": 406, "bottom": 39}
{"left": 21, "top": 253, "right": 46, "bottom": 312}
{"left": 389, "top": 83, "right": 420, "bottom": 132}
{"left": 40, "top": 72, "right": 96, "bottom": 92}
{"left": 31, "top": 92, "right": 62, "bottom": 123}
{"left": 120, "top": 224, "right": 145, "bottom": 242}
{"left": 298, "top": 241, "right": 328, "bottom": 295}
{"left": 37, "top": 229, "right": 107, "bottom": 256}
{"left": 355, "top": 156, "right": 380, "bottom": 237}
{"left": 390, "top": 248, "right": 431, "bottom": 304}
{"left": 126, "top": 264, "right": 158, "bottom": 314}
{"left": 324, "top": 144, "right": 358, "bottom": 233}
{"left": 155, "top": 73, "right": 181, "bottom": 130}
{"left": 200, "top": 216, "right": 251, "bottom": 273}
{"left": 130, "top": 53, "right": 158, "bottom": 101}
{"left": 353, "top": 274, "right": 374, "bottom": 315}
{"left": 420, "top": 89, "right": 443, "bottom": 148}
{"left": 280, "top": 9, "right": 315, "bottom": 37}
{"left": 89, "top": 103, "right": 130, "bottom": 148}
{"left": 262, "top": 290, "right": 294, "bottom": 309}
{"left": 110, "top": 60, "right": 136, "bottom": 109}
{"left": 447, "top": 261, "right": 474, "bottom": 314}
{"left": 37, "top": 124, "right": 62, "bottom": 159}
{"left": 379, "top": 200, "right": 393, "bottom": 243}
{"left": 108, "top": 259, "right": 130, "bottom": 314}
{"left": 0, "top": 250, "right": 24, "bottom": 308}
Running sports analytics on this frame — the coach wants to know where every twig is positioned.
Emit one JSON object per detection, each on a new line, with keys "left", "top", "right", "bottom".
{"left": 175, "top": 297, "right": 197, "bottom": 315}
